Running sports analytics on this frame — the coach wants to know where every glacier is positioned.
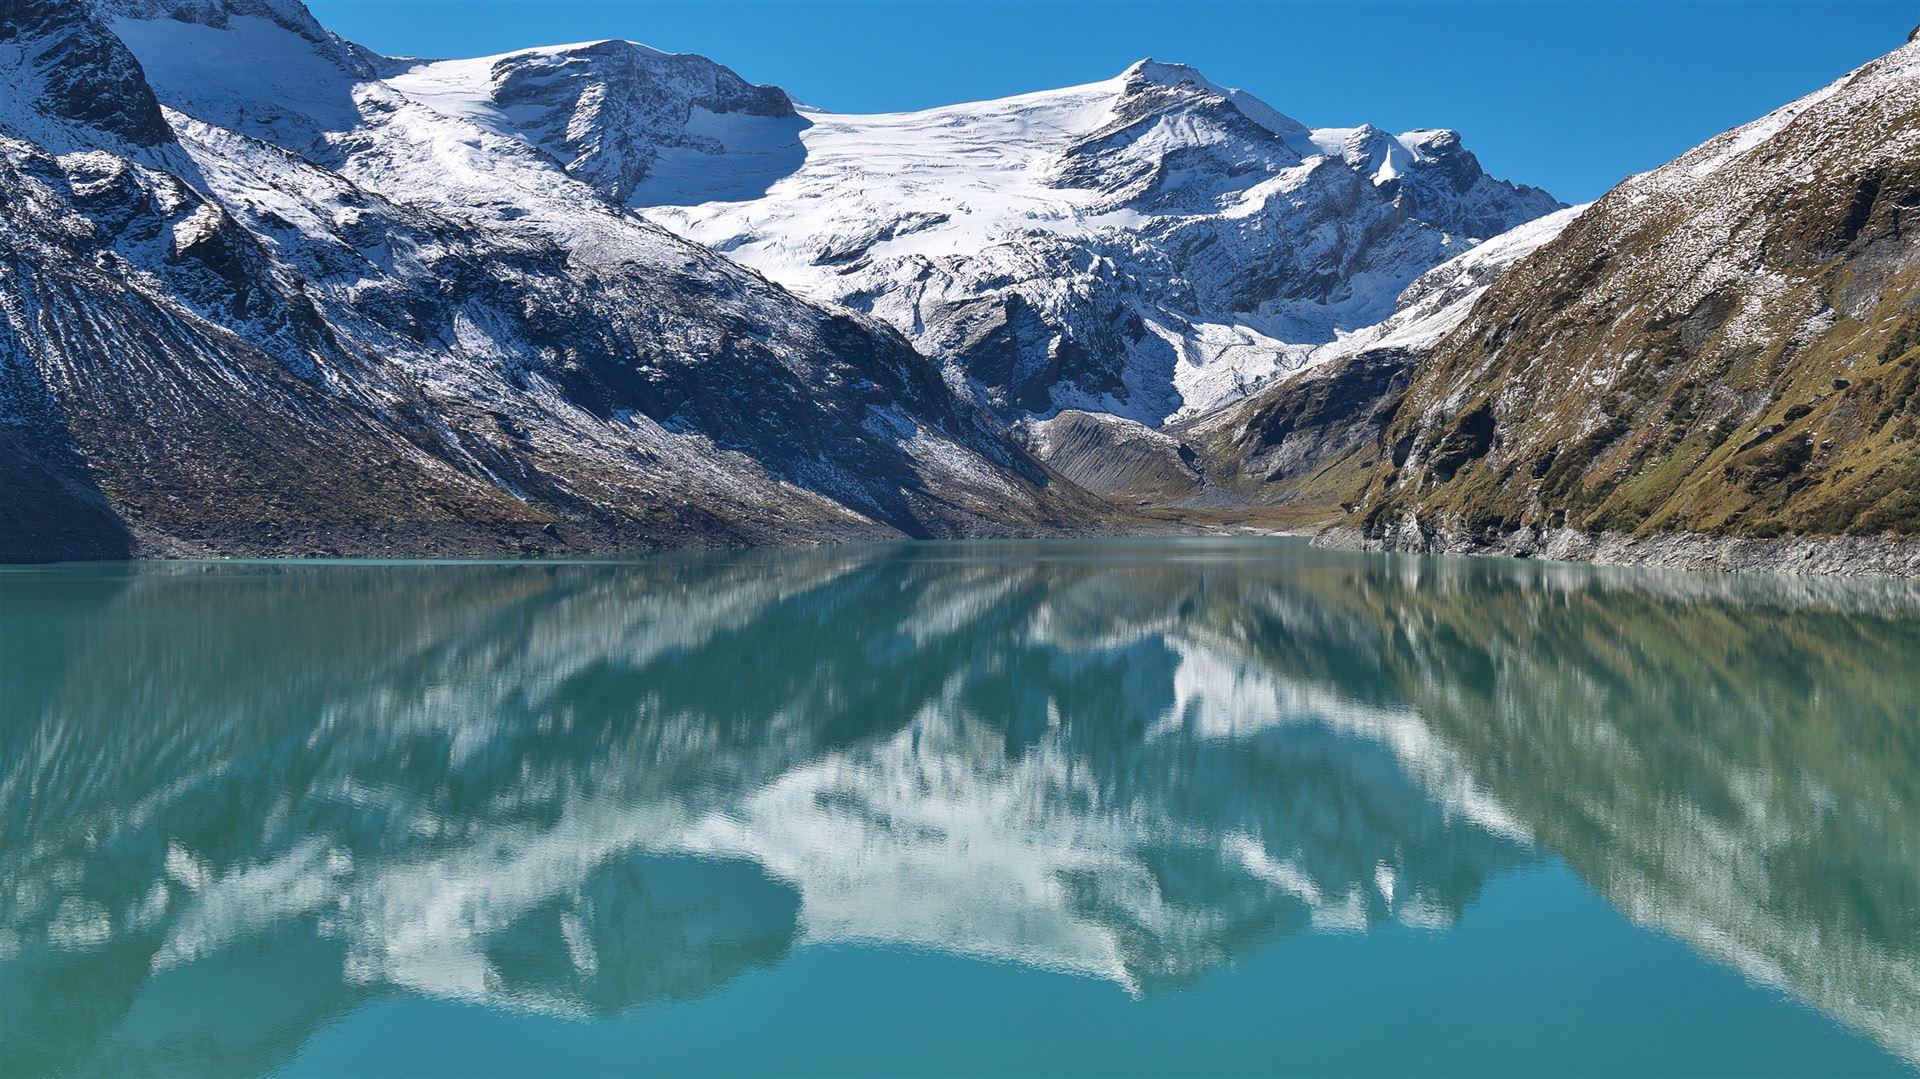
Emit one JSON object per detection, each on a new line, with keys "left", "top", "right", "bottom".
{"left": 377, "top": 45, "right": 1563, "bottom": 423}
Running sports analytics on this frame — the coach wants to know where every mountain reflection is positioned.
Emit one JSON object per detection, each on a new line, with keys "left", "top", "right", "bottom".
{"left": 2, "top": 542, "right": 1917, "bottom": 1073}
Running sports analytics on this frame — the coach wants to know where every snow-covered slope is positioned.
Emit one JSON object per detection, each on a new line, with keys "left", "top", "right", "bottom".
{"left": 0, "top": 0, "right": 1093, "bottom": 560}
{"left": 448, "top": 56, "right": 1561, "bottom": 423}
{"left": 384, "top": 38, "right": 801, "bottom": 205}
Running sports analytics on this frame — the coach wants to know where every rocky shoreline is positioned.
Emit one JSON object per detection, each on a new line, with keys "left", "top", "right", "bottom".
{"left": 3, "top": 514, "right": 1131, "bottom": 566}
{"left": 20, "top": 513, "right": 1920, "bottom": 581}
{"left": 1314, "top": 519, "right": 1920, "bottom": 580}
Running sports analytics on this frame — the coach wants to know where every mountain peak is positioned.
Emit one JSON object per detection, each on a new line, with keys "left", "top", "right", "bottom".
{"left": 1399, "top": 127, "right": 1464, "bottom": 153}
{"left": 384, "top": 37, "right": 796, "bottom": 204}
{"left": 1122, "top": 57, "right": 1207, "bottom": 87}
{"left": 1303, "top": 124, "right": 1492, "bottom": 195}
{"left": 497, "top": 38, "right": 672, "bottom": 63}
{"left": 1113, "top": 57, "right": 1310, "bottom": 142}
{"left": 92, "top": 0, "right": 333, "bottom": 43}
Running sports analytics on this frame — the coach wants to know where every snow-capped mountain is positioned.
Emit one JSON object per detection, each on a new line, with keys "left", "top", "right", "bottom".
{"left": 382, "top": 46, "right": 1560, "bottom": 424}
{"left": 0, "top": 0, "right": 1096, "bottom": 561}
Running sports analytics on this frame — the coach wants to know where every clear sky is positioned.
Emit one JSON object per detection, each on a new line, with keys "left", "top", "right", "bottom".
{"left": 306, "top": 1, "right": 1914, "bottom": 203}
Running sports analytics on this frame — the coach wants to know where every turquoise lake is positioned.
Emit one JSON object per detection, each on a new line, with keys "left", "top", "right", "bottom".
{"left": 2, "top": 539, "right": 1917, "bottom": 1077}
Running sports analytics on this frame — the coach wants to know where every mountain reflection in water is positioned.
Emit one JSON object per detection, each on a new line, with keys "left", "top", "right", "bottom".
{"left": 2, "top": 540, "right": 1917, "bottom": 1075}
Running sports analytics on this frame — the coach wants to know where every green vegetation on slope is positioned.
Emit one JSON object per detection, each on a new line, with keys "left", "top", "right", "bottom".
{"left": 1352, "top": 44, "right": 1920, "bottom": 544}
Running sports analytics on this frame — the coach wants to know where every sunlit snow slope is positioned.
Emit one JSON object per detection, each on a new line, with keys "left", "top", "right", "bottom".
{"left": 385, "top": 51, "right": 1562, "bottom": 424}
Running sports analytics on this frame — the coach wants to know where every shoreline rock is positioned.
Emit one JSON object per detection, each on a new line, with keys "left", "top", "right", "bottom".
{"left": 1314, "top": 519, "right": 1920, "bottom": 581}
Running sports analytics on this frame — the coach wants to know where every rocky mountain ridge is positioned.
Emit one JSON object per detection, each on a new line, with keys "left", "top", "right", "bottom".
{"left": 0, "top": 0, "right": 1101, "bottom": 562}
{"left": 410, "top": 49, "right": 1559, "bottom": 423}
{"left": 1332, "top": 38, "right": 1920, "bottom": 571}
{"left": 1052, "top": 35, "right": 1920, "bottom": 578}
{"left": 1019, "top": 204, "right": 1583, "bottom": 514}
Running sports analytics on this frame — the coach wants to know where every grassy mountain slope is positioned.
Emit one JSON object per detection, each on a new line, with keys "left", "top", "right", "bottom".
{"left": 1358, "top": 41, "right": 1920, "bottom": 549}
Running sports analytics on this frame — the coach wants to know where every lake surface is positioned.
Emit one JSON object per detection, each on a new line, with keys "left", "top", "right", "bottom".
{"left": 3, "top": 539, "right": 1917, "bottom": 1077}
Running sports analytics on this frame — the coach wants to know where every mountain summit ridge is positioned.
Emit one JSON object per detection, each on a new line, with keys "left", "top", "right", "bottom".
{"left": 609, "top": 53, "right": 1560, "bottom": 423}
{"left": 1148, "top": 34, "right": 1920, "bottom": 577}
{"left": 1354, "top": 39, "right": 1920, "bottom": 551}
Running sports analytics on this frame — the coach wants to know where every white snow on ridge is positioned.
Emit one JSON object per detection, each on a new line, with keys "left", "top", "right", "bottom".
{"left": 630, "top": 64, "right": 1499, "bottom": 302}
{"left": 108, "top": 13, "right": 366, "bottom": 140}
{"left": 383, "top": 40, "right": 674, "bottom": 149}
{"left": 637, "top": 74, "right": 1133, "bottom": 273}
{"left": 98, "top": 0, "right": 1563, "bottom": 430}
{"left": 382, "top": 53, "right": 534, "bottom": 131}
{"left": 1685, "top": 74, "right": 1849, "bottom": 180}
{"left": 375, "top": 47, "right": 1560, "bottom": 425}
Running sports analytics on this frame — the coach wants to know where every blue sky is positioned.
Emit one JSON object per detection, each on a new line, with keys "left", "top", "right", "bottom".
{"left": 307, "top": 1, "right": 1914, "bottom": 202}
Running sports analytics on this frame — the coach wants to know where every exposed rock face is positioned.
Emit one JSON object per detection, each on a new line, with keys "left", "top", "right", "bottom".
{"left": 1357, "top": 41, "right": 1920, "bottom": 556}
{"left": 0, "top": 0, "right": 172, "bottom": 147}
{"left": 1021, "top": 410, "right": 1205, "bottom": 504}
{"left": 0, "top": 0, "right": 1098, "bottom": 561}
{"left": 1192, "top": 349, "right": 1419, "bottom": 492}
{"left": 383, "top": 38, "right": 800, "bottom": 204}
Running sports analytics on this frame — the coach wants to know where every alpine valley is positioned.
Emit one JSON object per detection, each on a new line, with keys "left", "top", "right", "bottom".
{"left": 5, "top": 0, "right": 1920, "bottom": 576}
